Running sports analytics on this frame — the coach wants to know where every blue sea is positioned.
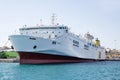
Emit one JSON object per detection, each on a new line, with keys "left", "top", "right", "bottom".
{"left": 0, "top": 61, "right": 120, "bottom": 80}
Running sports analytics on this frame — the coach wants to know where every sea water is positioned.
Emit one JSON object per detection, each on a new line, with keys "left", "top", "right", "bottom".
{"left": 0, "top": 61, "right": 120, "bottom": 80}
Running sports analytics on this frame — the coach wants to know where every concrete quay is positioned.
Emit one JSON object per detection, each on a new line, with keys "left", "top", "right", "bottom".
{"left": 0, "top": 58, "right": 19, "bottom": 63}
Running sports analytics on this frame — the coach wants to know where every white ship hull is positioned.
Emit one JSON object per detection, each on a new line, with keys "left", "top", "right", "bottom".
{"left": 10, "top": 34, "right": 105, "bottom": 64}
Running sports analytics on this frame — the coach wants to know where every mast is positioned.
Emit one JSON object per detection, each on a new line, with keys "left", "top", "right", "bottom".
{"left": 40, "top": 19, "right": 43, "bottom": 26}
{"left": 51, "top": 14, "right": 55, "bottom": 25}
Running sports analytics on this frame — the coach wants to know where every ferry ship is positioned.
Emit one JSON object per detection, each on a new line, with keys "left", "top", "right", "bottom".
{"left": 9, "top": 15, "right": 105, "bottom": 64}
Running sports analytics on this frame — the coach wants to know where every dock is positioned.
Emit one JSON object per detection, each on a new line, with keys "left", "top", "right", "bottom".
{"left": 0, "top": 58, "right": 19, "bottom": 63}
{"left": 106, "top": 49, "right": 120, "bottom": 60}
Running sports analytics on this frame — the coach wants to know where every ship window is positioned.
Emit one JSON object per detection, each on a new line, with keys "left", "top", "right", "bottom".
{"left": 55, "top": 35, "right": 57, "bottom": 37}
{"left": 29, "top": 37, "right": 36, "bottom": 40}
{"left": 66, "top": 30, "right": 68, "bottom": 33}
{"left": 52, "top": 41, "right": 56, "bottom": 44}
{"left": 73, "top": 40, "right": 79, "bottom": 47}
{"left": 59, "top": 27, "right": 65, "bottom": 29}
{"left": 92, "top": 44, "right": 95, "bottom": 47}
{"left": 90, "top": 43, "right": 91, "bottom": 46}
{"left": 87, "top": 43, "right": 91, "bottom": 46}
{"left": 84, "top": 44, "right": 89, "bottom": 50}
{"left": 73, "top": 40, "right": 79, "bottom": 44}
{"left": 59, "top": 27, "right": 62, "bottom": 29}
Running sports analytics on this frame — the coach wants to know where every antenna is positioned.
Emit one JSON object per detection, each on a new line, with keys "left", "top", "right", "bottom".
{"left": 40, "top": 19, "right": 43, "bottom": 26}
{"left": 51, "top": 13, "right": 56, "bottom": 25}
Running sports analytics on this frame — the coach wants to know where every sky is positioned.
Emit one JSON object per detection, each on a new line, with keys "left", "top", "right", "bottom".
{"left": 0, "top": 0, "right": 120, "bottom": 49}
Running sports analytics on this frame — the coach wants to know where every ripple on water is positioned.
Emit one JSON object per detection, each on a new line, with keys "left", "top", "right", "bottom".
{"left": 0, "top": 61, "right": 120, "bottom": 80}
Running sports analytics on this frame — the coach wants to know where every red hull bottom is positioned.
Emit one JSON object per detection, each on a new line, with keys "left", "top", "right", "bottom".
{"left": 18, "top": 52, "right": 98, "bottom": 64}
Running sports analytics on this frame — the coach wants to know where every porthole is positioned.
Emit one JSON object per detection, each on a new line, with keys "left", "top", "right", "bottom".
{"left": 33, "top": 45, "right": 37, "bottom": 49}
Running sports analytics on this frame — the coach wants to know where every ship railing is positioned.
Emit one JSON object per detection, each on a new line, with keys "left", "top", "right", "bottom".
{"left": 69, "top": 32, "right": 86, "bottom": 40}
{"left": 40, "top": 34, "right": 65, "bottom": 40}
